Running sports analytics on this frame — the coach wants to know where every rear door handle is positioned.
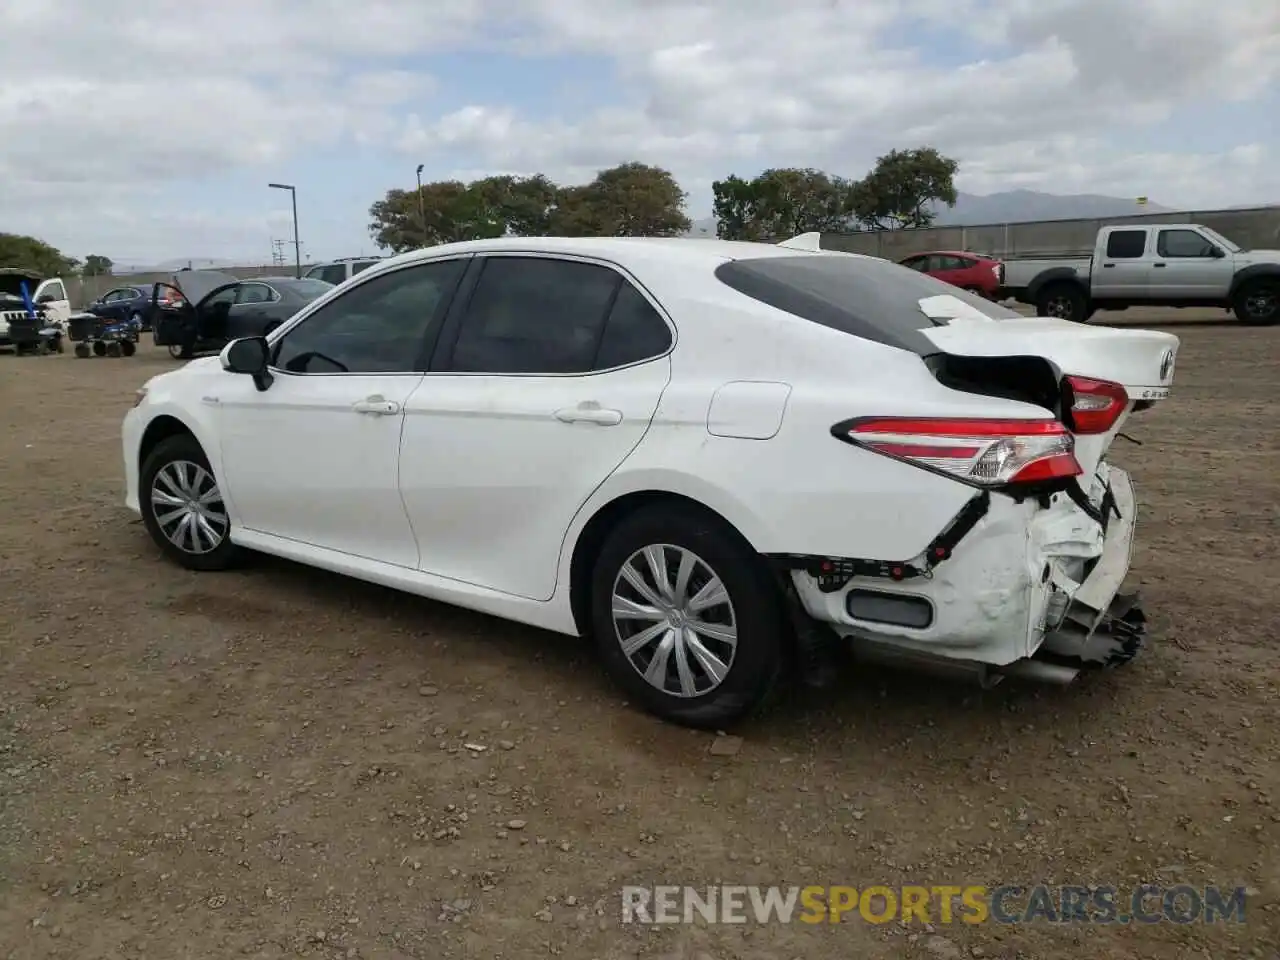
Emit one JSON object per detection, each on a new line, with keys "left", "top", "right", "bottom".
{"left": 1102, "top": 263, "right": 1116, "bottom": 268}
{"left": 352, "top": 395, "right": 400, "bottom": 416}
{"left": 554, "top": 404, "right": 623, "bottom": 426}
{"left": 1153, "top": 262, "right": 1166, "bottom": 268}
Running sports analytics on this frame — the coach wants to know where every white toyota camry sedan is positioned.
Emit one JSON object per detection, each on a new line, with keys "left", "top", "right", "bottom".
{"left": 122, "top": 236, "right": 1178, "bottom": 728}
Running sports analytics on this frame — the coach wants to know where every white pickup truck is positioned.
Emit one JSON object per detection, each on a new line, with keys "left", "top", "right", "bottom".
{"left": 0, "top": 269, "right": 73, "bottom": 347}
{"left": 1000, "top": 223, "right": 1280, "bottom": 325}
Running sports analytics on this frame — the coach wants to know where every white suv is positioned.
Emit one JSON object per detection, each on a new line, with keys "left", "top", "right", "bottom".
{"left": 304, "top": 257, "right": 381, "bottom": 287}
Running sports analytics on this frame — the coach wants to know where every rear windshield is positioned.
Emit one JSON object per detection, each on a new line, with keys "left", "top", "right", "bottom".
{"left": 274, "top": 278, "right": 334, "bottom": 299}
{"left": 715, "top": 254, "right": 1021, "bottom": 355}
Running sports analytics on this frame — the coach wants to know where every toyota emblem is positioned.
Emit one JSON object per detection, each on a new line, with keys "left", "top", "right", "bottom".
{"left": 1159, "top": 348, "right": 1175, "bottom": 381}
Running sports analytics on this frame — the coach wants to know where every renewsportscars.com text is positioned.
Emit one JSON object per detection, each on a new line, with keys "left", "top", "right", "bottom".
{"left": 620, "top": 884, "right": 1248, "bottom": 925}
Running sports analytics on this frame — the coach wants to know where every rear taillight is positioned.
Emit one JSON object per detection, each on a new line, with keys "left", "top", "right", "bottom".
{"left": 1063, "top": 376, "right": 1128, "bottom": 434}
{"left": 835, "top": 417, "right": 1081, "bottom": 488}
{"left": 993, "top": 262, "right": 1004, "bottom": 284}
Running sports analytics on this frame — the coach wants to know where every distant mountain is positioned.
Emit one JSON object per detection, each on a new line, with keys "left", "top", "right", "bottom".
{"left": 684, "top": 190, "right": 1173, "bottom": 238}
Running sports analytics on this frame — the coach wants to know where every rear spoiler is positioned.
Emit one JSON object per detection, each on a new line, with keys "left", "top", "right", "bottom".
{"left": 777, "top": 232, "right": 823, "bottom": 251}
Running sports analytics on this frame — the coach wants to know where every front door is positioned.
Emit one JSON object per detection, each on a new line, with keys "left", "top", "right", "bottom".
{"left": 33, "top": 279, "right": 71, "bottom": 326}
{"left": 215, "top": 257, "right": 470, "bottom": 567}
{"left": 399, "top": 254, "right": 674, "bottom": 601}
{"left": 1148, "top": 228, "right": 1236, "bottom": 299}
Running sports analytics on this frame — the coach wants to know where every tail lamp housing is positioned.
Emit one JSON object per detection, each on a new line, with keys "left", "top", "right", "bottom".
{"left": 834, "top": 416, "right": 1081, "bottom": 489}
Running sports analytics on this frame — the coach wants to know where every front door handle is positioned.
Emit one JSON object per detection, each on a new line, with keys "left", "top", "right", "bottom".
{"left": 1102, "top": 263, "right": 1116, "bottom": 268}
{"left": 352, "top": 395, "right": 400, "bottom": 416}
{"left": 554, "top": 403, "right": 623, "bottom": 426}
{"left": 1153, "top": 262, "right": 1166, "bottom": 268}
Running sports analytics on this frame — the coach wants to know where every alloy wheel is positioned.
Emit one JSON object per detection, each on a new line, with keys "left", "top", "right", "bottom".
{"left": 150, "top": 460, "right": 228, "bottom": 554}
{"left": 611, "top": 544, "right": 738, "bottom": 698}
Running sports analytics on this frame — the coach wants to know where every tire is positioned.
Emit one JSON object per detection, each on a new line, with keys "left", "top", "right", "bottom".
{"left": 1036, "top": 282, "right": 1089, "bottom": 323}
{"left": 120, "top": 339, "right": 137, "bottom": 357}
{"left": 106, "top": 342, "right": 122, "bottom": 357}
{"left": 590, "top": 503, "right": 786, "bottom": 729}
{"left": 1232, "top": 279, "right": 1280, "bottom": 326}
{"left": 92, "top": 340, "right": 107, "bottom": 357}
{"left": 74, "top": 342, "right": 90, "bottom": 359}
{"left": 1034, "top": 284, "right": 1085, "bottom": 325}
{"left": 168, "top": 342, "right": 193, "bottom": 360}
{"left": 139, "top": 434, "right": 242, "bottom": 571}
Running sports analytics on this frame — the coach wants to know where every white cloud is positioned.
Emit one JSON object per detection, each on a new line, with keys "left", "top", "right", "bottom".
{"left": 2, "top": 0, "right": 1278, "bottom": 262}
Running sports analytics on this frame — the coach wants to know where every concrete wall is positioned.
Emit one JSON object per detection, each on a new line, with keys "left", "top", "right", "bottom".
{"left": 819, "top": 205, "right": 1280, "bottom": 262}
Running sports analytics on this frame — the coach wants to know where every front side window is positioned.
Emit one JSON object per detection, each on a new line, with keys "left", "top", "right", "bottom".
{"left": 1157, "top": 230, "right": 1216, "bottom": 258}
{"left": 271, "top": 258, "right": 466, "bottom": 374}
{"left": 446, "top": 257, "right": 623, "bottom": 374}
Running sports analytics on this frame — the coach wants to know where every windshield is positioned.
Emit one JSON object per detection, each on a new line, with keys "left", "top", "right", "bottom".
{"left": 1198, "top": 226, "right": 1241, "bottom": 253}
{"left": 715, "top": 253, "right": 1021, "bottom": 356}
{"left": 274, "top": 278, "right": 335, "bottom": 299}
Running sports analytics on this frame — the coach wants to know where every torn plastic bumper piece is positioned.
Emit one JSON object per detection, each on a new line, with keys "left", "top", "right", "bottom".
{"left": 768, "top": 490, "right": 991, "bottom": 592}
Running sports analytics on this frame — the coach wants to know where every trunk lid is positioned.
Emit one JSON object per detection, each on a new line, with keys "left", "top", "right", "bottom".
{"left": 918, "top": 308, "right": 1178, "bottom": 477}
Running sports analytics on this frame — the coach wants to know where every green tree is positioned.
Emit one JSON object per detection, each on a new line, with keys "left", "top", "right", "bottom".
{"left": 850, "top": 147, "right": 959, "bottom": 230}
{"left": 82, "top": 254, "right": 114, "bottom": 277}
{"left": 368, "top": 174, "right": 562, "bottom": 253}
{"left": 711, "top": 174, "right": 765, "bottom": 241}
{"left": 564, "top": 162, "right": 691, "bottom": 237}
{"left": 0, "top": 233, "right": 78, "bottom": 277}
{"left": 712, "top": 169, "right": 857, "bottom": 240}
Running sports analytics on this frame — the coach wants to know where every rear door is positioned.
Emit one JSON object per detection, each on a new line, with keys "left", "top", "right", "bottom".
{"left": 1093, "top": 228, "right": 1152, "bottom": 298}
{"left": 930, "top": 255, "right": 972, "bottom": 289}
{"left": 398, "top": 253, "right": 674, "bottom": 601}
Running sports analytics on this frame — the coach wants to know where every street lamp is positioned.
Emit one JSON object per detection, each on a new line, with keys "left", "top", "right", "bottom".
{"left": 268, "top": 182, "right": 301, "bottom": 278}
{"left": 415, "top": 164, "right": 427, "bottom": 246}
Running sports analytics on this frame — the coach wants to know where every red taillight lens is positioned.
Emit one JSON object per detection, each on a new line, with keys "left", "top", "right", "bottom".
{"left": 1063, "top": 376, "right": 1128, "bottom": 434}
{"left": 838, "top": 417, "right": 1081, "bottom": 487}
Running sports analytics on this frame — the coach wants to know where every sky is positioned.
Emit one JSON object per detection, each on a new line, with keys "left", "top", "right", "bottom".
{"left": 2, "top": 0, "right": 1278, "bottom": 267}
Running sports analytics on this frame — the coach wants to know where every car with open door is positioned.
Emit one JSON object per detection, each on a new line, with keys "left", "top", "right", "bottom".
{"left": 123, "top": 236, "right": 1177, "bottom": 730}
{"left": 151, "top": 272, "right": 333, "bottom": 359}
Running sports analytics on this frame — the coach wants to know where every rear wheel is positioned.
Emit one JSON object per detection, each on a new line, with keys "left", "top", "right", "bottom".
{"left": 139, "top": 434, "right": 241, "bottom": 571}
{"left": 590, "top": 504, "right": 785, "bottom": 729}
{"left": 74, "top": 342, "right": 91, "bottom": 359}
{"left": 1232, "top": 279, "right": 1279, "bottom": 326}
{"left": 120, "top": 339, "right": 137, "bottom": 357}
{"left": 92, "top": 341, "right": 107, "bottom": 357}
{"left": 106, "top": 342, "right": 122, "bottom": 357}
{"left": 168, "top": 342, "right": 193, "bottom": 360}
{"left": 1036, "top": 283, "right": 1089, "bottom": 323}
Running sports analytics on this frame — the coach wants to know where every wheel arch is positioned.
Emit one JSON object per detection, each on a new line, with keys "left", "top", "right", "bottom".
{"left": 137, "top": 413, "right": 200, "bottom": 475}
{"left": 1027, "top": 267, "right": 1087, "bottom": 304}
{"left": 566, "top": 489, "right": 762, "bottom": 638}
{"left": 1228, "top": 264, "right": 1280, "bottom": 299}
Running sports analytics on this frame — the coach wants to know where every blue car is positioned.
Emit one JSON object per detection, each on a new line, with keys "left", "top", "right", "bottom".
{"left": 85, "top": 284, "right": 153, "bottom": 331}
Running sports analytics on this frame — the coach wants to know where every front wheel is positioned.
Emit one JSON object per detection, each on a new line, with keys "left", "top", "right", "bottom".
{"left": 1036, "top": 283, "right": 1089, "bottom": 323}
{"left": 1232, "top": 279, "right": 1279, "bottom": 326}
{"left": 139, "top": 434, "right": 241, "bottom": 571}
{"left": 590, "top": 504, "right": 785, "bottom": 729}
{"left": 168, "top": 342, "right": 193, "bottom": 360}
{"left": 120, "top": 339, "right": 137, "bottom": 357}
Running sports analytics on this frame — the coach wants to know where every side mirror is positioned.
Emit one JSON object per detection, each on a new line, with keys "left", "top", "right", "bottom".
{"left": 1211, "top": 246, "right": 1225, "bottom": 259}
{"left": 220, "top": 337, "right": 273, "bottom": 392}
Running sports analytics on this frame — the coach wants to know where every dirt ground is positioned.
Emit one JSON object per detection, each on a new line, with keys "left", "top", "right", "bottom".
{"left": 1, "top": 313, "right": 1277, "bottom": 960}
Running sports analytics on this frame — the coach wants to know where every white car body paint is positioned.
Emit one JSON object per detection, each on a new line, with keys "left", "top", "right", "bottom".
{"left": 706, "top": 381, "right": 792, "bottom": 440}
{"left": 123, "top": 235, "right": 1177, "bottom": 676}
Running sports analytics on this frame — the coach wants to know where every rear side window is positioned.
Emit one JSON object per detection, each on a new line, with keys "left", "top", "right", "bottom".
{"left": 595, "top": 283, "right": 672, "bottom": 368}
{"left": 351, "top": 260, "right": 378, "bottom": 275}
{"left": 1105, "top": 230, "right": 1147, "bottom": 258}
{"left": 446, "top": 257, "right": 622, "bottom": 374}
{"left": 714, "top": 255, "right": 1020, "bottom": 355}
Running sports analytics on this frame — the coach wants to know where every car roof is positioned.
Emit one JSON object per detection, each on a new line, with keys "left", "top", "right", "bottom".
{"left": 375, "top": 236, "right": 873, "bottom": 274}
{"left": 911, "top": 250, "right": 993, "bottom": 259}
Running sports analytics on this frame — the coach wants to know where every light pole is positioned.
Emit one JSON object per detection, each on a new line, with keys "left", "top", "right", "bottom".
{"left": 415, "top": 164, "right": 427, "bottom": 246}
{"left": 268, "top": 182, "right": 301, "bottom": 278}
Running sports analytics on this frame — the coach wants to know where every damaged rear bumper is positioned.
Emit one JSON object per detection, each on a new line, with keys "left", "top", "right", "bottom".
{"left": 778, "top": 464, "right": 1145, "bottom": 675}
